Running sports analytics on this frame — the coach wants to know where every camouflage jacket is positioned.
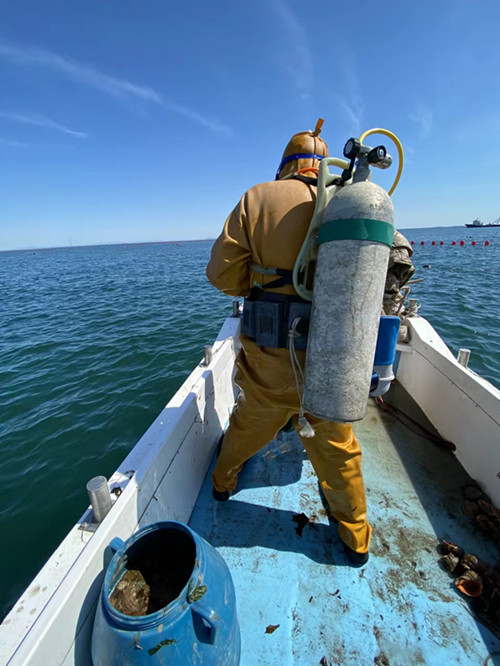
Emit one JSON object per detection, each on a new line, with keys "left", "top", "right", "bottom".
{"left": 383, "top": 230, "right": 415, "bottom": 315}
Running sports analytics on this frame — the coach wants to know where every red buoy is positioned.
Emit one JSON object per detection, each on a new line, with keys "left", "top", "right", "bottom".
{"left": 452, "top": 241, "right": 457, "bottom": 245}
{"left": 460, "top": 240, "right": 465, "bottom": 246}
{"left": 431, "top": 241, "right": 436, "bottom": 245}
{"left": 439, "top": 241, "right": 444, "bottom": 245}
{"left": 421, "top": 241, "right": 425, "bottom": 245}
{"left": 485, "top": 240, "right": 490, "bottom": 246}
{"left": 410, "top": 240, "right": 414, "bottom": 245}
{"left": 471, "top": 241, "right": 476, "bottom": 246}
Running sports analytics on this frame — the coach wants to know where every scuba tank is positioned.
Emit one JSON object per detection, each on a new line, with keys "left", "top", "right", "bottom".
{"left": 294, "top": 134, "right": 400, "bottom": 423}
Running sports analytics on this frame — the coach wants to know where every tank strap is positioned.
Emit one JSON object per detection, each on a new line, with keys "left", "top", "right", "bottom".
{"left": 246, "top": 287, "right": 307, "bottom": 303}
{"left": 250, "top": 262, "right": 294, "bottom": 290}
{"left": 318, "top": 218, "right": 394, "bottom": 247}
{"left": 291, "top": 174, "right": 318, "bottom": 187}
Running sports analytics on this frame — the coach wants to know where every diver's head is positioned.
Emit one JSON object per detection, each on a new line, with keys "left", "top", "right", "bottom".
{"left": 276, "top": 118, "right": 328, "bottom": 180}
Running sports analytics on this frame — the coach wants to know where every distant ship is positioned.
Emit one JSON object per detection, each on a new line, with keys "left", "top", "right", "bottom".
{"left": 466, "top": 217, "right": 500, "bottom": 227}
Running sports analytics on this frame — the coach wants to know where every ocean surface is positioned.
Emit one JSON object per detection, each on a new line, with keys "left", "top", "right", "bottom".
{"left": 1, "top": 226, "right": 499, "bottom": 621}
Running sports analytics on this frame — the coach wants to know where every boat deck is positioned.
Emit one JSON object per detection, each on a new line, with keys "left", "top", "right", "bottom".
{"left": 189, "top": 387, "right": 500, "bottom": 665}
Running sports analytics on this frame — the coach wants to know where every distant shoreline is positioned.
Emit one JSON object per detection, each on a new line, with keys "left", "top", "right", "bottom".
{"left": 0, "top": 239, "right": 216, "bottom": 253}
{"left": 2, "top": 224, "right": 497, "bottom": 253}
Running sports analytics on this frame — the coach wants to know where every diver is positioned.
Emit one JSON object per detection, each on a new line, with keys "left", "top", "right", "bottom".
{"left": 206, "top": 122, "right": 414, "bottom": 567}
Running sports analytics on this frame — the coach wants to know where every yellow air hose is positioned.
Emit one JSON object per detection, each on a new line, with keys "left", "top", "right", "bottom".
{"left": 359, "top": 128, "right": 404, "bottom": 196}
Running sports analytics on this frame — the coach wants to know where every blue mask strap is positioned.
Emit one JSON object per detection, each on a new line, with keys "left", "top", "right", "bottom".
{"left": 275, "top": 153, "right": 325, "bottom": 180}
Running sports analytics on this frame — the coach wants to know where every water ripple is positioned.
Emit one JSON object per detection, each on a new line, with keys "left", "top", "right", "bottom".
{"left": 1, "top": 230, "right": 499, "bottom": 620}
{"left": 0, "top": 241, "right": 230, "bottom": 618}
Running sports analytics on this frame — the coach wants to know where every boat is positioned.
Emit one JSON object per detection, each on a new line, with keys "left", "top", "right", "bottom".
{"left": 1, "top": 299, "right": 500, "bottom": 665}
{"left": 466, "top": 217, "right": 500, "bottom": 227}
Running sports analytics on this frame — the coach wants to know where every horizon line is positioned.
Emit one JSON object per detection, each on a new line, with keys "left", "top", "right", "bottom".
{"left": 0, "top": 238, "right": 216, "bottom": 253}
{"left": 1, "top": 223, "right": 492, "bottom": 253}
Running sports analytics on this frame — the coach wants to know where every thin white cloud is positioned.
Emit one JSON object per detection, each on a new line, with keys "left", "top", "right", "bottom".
{"left": 272, "top": 0, "right": 313, "bottom": 97}
{"left": 0, "top": 112, "right": 87, "bottom": 138}
{"left": 409, "top": 103, "right": 433, "bottom": 137}
{"left": 404, "top": 145, "right": 415, "bottom": 165}
{"left": 0, "top": 137, "right": 29, "bottom": 147}
{"left": 341, "top": 98, "right": 363, "bottom": 137}
{"left": 0, "top": 43, "right": 233, "bottom": 135}
{"left": 338, "top": 63, "right": 364, "bottom": 135}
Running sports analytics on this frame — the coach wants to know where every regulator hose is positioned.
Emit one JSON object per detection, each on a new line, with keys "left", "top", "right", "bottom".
{"left": 359, "top": 128, "right": 404, "bottom": 196}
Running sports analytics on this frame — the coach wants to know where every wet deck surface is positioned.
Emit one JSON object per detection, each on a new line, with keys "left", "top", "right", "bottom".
{"left": 189, "top": 390, "right": 500, "bottom": 665}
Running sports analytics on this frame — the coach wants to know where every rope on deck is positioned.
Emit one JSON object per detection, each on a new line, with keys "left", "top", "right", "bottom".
{"left": 375, "top": 396, "right": 457, "bottom": 451}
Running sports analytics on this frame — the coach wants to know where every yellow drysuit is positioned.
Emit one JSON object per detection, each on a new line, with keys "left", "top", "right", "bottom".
{"left": 206, "top": 166, "right": 372, "bottom": 554}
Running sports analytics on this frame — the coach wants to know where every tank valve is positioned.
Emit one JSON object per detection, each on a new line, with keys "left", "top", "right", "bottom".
{"left": 343, "top": 136, "right": 393, "bottom": 172}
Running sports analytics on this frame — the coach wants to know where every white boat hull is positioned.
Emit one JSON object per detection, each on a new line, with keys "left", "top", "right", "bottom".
{"left": 398, "top": 316, "right": 500, "bottom": 506}
{"left": 0, "top": 319, "right": 240, "bottom": 666}
{"left": 1, "top": 312, "right": 500, "bottom": 665}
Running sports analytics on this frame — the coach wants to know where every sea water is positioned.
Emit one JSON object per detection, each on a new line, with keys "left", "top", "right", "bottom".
{"left": 0, "top": 226, "right": 498, "bottom": 619}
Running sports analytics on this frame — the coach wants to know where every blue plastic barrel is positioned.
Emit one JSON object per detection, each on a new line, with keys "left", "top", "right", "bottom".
{"left": 91, "top": 521, "right": 240, "bottom": 665}
{"left": 370, "top": 316, "right": 401, "bottom": 397}
{"left": 374, "top": 316, "right": 400, "bottom": 366}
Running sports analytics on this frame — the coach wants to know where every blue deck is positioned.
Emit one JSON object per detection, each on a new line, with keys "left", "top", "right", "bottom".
{"left": 189, "top": 388, "right": 500, "bottom": 665}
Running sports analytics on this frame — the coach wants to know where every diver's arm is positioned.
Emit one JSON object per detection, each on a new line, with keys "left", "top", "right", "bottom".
{"left": 206, "top": 194, "right": 253, "bottom": 297}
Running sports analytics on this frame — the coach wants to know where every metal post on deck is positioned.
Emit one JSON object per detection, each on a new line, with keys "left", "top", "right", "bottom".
{"left": 408, "top": 298, "right": 419, "bottom": 315}
{"left": 457, "top": 348, "right": 471, "bottom": 368}
{"left": 232, "top": 300, "right": 240, "bottom": 318}
{"left": 86, "top": 476, "right": 112, "bottom": 523}
{"left": 204, "top": 345, "right": 213, "bottom": 366}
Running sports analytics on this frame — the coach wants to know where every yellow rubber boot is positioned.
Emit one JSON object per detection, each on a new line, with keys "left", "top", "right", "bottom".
{"left": 298, "top": 417, "right": 371, "bottom": 554}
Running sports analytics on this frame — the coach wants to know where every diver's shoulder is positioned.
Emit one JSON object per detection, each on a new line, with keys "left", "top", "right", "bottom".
{"left": 245, "top": 179, "right": 309, "bottom": 199}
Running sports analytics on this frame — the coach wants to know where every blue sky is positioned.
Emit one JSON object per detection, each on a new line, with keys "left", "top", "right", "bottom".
{"left": 1, "top": 0, "right": 499, "bottom": 249}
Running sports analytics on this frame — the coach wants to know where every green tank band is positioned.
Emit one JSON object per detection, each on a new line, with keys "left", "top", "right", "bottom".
{"left": 317, "top": 218, "right": 394, "bottom": 247}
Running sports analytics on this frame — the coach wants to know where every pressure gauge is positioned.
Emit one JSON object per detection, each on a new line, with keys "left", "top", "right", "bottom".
{"left": 343, "top": 138, "right": 360, "bottom": 160}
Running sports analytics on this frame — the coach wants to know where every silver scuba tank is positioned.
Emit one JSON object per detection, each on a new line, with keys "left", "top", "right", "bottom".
{"left": 302, "top": 154, "right": 394, "bottom": 423}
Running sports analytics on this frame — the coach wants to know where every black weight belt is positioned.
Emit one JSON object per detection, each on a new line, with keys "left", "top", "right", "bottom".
{"left": 241, "top": 290, "right": 311, "bottom": 350}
